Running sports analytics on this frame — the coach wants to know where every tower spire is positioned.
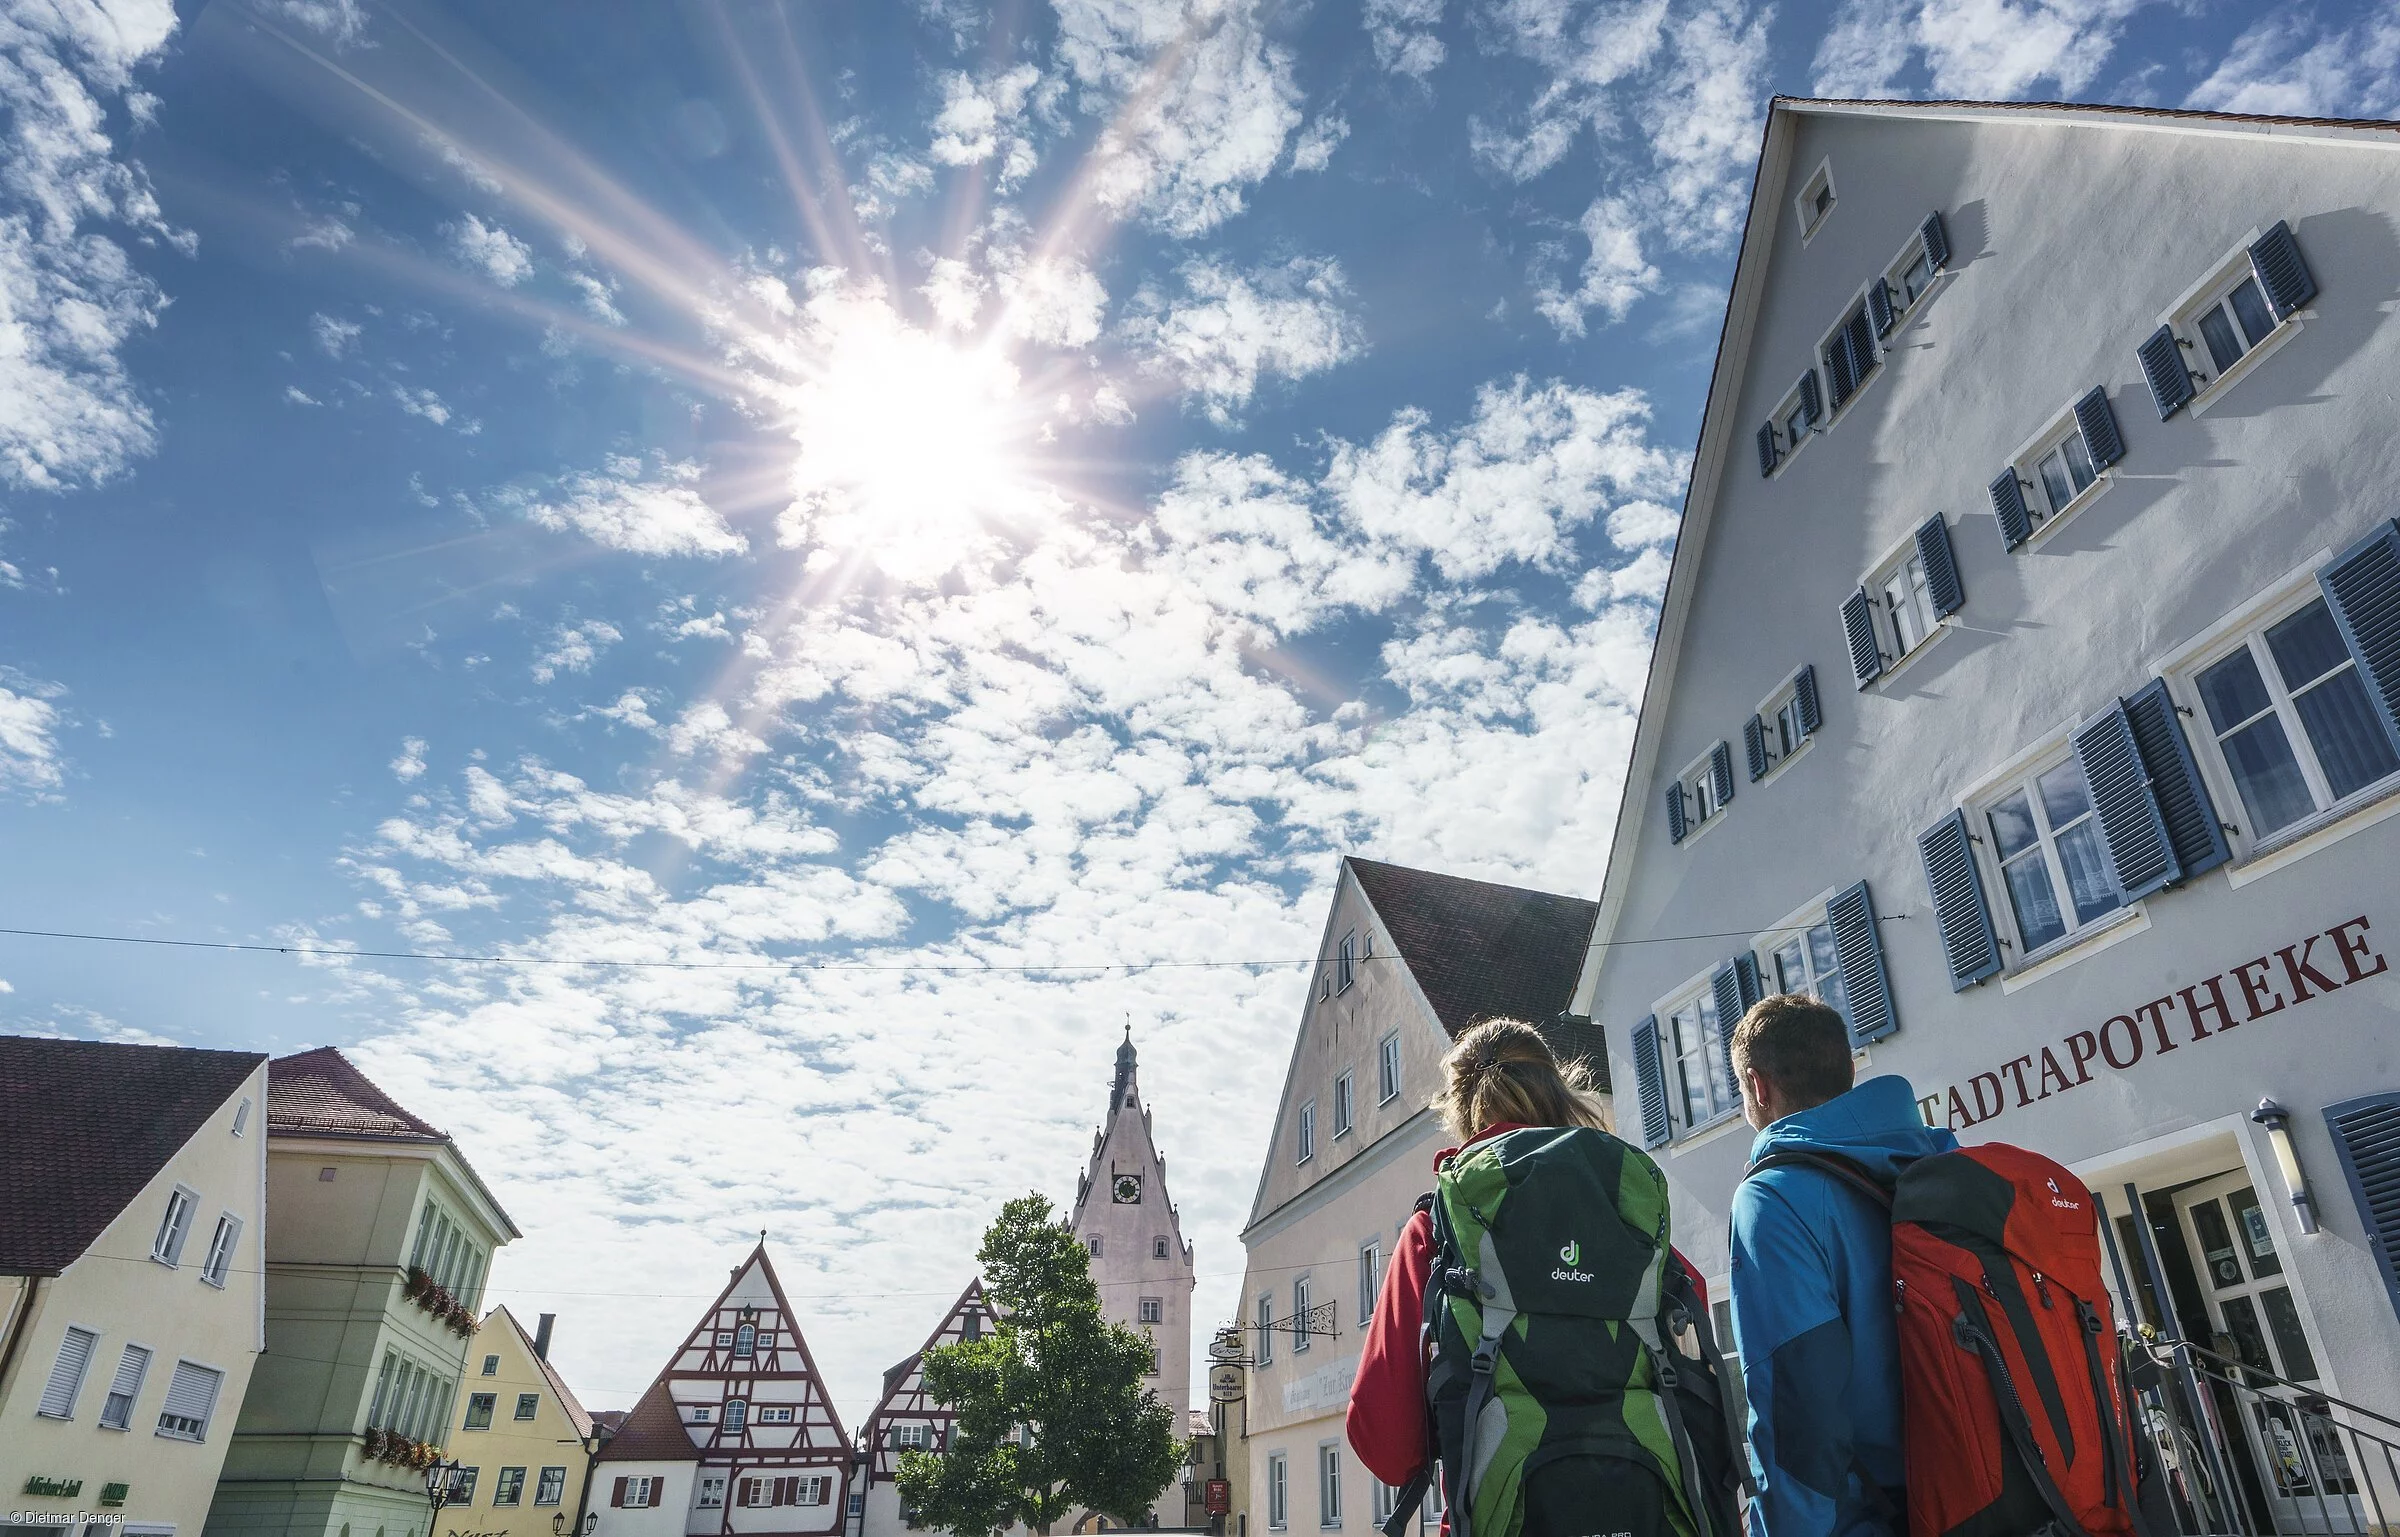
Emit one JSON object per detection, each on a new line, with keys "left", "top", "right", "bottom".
{"left": 1113, "top": 1021, "right": 1138, "bottom": 1104}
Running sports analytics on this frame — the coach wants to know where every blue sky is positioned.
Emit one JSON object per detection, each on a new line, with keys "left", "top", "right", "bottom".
{"left": 3, "top": 0, "right": 2396, "bottom": 1418}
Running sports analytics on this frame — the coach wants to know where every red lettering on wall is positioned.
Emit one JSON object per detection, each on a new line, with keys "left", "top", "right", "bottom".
{"left": 1947, "top": 1085, "right": 1978, "bottom": 1131}
{"left": 2329, "top": 917, "right": 2389, "bottom": 984}
{"left": 2277, "top": 936, "right": 2343, "bottom": 1002}
{"left": 2179, "top": 974, "right": 2234, "bottom": 1038}
{"left": 2002, "top": 1054, "right": 2036, "bottom": 1107}
{"left": 2135, "top": 997, "right": 2179, "bottom": 1054}
{"left": 2066, "top": 1030, "right": 2100, "bottom": 1085}
{"left": 1969, "top": 1072, "right": 2006, "bottom": 1122}
{"left": 2233, "top": 957, "right": 2285, "bottom": 1020}
{"left": 2037, "top": 1048, "right": 2075, "bottom": 1099}
{"left": 2099, "top": 1014, "right": 2144, "bottom": 1070}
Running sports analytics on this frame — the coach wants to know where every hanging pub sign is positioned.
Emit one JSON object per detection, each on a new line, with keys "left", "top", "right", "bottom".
{"left": 1205, "top": 1480, "right": 1232, "bottom": 1515}
{"left": 1208, "top": 1364, "right": 1245, "bottom": 1403}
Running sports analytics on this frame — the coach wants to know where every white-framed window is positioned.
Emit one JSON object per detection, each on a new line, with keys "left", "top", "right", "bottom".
{"left": 1297, "top": 1099, "right": 1316, "bottom": 1164}
{"left": 725, "top": 1396, "right": 748, "bottom": 1430}
{"left": 153, "top": 1186, "right": 198, "bottom": 1267}
{"left": 758, "top": 1404, "right": 795, "bottom": 1423}
{"left": 535, "top": 1466, "right": 568, "bottom": 1505}
{"left": 1881, "top": 233, "right": 1937, "bottom": 323}
{"left": 2187, "top": 593, "right": 2399, "bottom": 847}
{"left": 2028, "top": 420, "right": 2099, "bottom": 526}
{"left": 1376, "top": 1031, "right": 1401, "bottom": 1104}
{"left": 733, "top": 1321, "right": 757, "bottom": 1356}
{"left": 464, "top": 1391, "right": 497, "bottom": 1429}
{"left": 448, "top": 1467, "right": 481, "bottom": 1504}
{"left": 2186, "top": 262, "right": 2283, "bottom": 379}
{"left": 1661, "top": 984, "right": 1736, "bottom": 1133}
{"left": 1268, "top": 1453, "right": 1290, "bottom": 1530}
{"left": 99, "top": 1343, "right": 151, "bottom": 1430}
{"left": 1357, "top": 1241, "right": 1382, "bottom": 1326}
{"left": 515, "top": 1391, "right": 540, "bottom": 1420}
{"left": 1373, "top": 1479, "right": 1398, "bottom": 1526}
{"left": 482, "top": 1353, "right": 500, "bottom": 1375}
{"left": 1750, "top": 668, "right": 1819, "bottom": 781}
{"left": 1820, "top": 295, "right": 1879, "bottom": 414}
{"left": 1675, "top": 744, "right": 1733, "bottom": 833}
{"left": 156, "top": 1359, "right": 224, "bottom": 1441}
{"left": 714, "top": 1330, "right": 735, "bottom": 1347}
{"left": 621, "top": 1475, "right": 659, "bottom": 1508}
{"left": 1257, "top": 1295, "right": 1274, "bottom": 1365}
{"left": 231, "top": 1096, "right": 252, "bottom": 1137}
{"left": 1977, "top": 752, "right": 2124, "bottom": 958}
{"left": 798, "top": 1475, "right": 833, "bottom": 1506}
{"left": 1319, "top": 1444, "right": 1344, "bottom": 1528}
{"left": 1154, "top": 1235, "right": 1170, "bottom": 1259}
{"left": 695, "top": 1472, "right": 727, "bottom": 1510}
{"left": 38, "top": 1325, "right": 99, "bottom": 1419}
{"left": 1319, "top": 971, "right": 1331, "bottom": 1001}
{"left": 1868, "top": 545, "right": 1939, "bottom": 666}
{"left": 894, "top": 1421, "right": 932, "bottom": 1449}
{"left": 1139, "top": 1296, "right": 1164, "bottom": 1324}
{"left": 1293, "top": 1277, "right": 1313, "bottom": 1353}
{"left": 1764, "top": 917, "right": 1852, "bottom": 1037}
{"left": 690, "top": 1404, "right": 713, "bottom": 1423}
{"left": 1761, "top": 372, "right": 1820, "bottom": 476}
{"left": 1087, "top": 1236, "right": 1103, "bottom": 1258}
{"left": 1333, "top": 1072, "right": 1354, "bottom": 1138}
{"left": 1795, "top": 157, "right": 1835, "bottom": 240}
{"left": 1337, "top": 930, "right": 1357, "bottom": 992}
{"left": 494, "top": 1466, "right": 527, "bottom": 1506}
{"left": 200, "top": 1214, "right": 240, "bottom": 1288}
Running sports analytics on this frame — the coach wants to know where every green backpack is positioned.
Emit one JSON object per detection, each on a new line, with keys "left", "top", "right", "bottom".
{"left": 1381, "top": 1125, "right": 1747, "bottom": 1537}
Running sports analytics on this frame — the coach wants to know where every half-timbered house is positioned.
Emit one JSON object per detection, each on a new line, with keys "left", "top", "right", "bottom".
{"left": 854, "top": 1279, "right": 992, "bottom": 1537}
{"left": 594, "top": 1243, "right": 853, "bottom": 1535}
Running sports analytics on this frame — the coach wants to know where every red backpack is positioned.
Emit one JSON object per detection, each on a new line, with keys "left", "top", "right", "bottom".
{"left": 1748, "top": 1143, "right": 2152, "bottom": 1537}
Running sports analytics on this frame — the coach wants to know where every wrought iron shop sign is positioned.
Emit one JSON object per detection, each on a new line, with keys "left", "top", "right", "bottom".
{"left": 1918, "top": 913, "right": 2387, "bottom": 1133}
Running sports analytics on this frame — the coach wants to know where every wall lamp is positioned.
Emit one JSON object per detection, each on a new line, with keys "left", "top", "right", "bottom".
{"left": 2253, "top": 1099, "right": 2320, "bottom": 1235}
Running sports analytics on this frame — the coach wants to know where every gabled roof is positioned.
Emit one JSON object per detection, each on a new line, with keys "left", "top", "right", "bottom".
{"left": 268, "top": 1046, "right": 446, "bottom": 1141}
{"left": 488, "top": 1304, "right": 596, "bottom": 1439}
{"left": 0, "top": 1036, "right": 266, "bottom": 1277}
{"left": 1348, "top": 857, "right": 1600, "bottom": 1041}
{"left": 1576, "top": 96, "right": 2400, "bottom": 998}
{"left": 593, "top": 1380, "right": 696, "bottom": 1463}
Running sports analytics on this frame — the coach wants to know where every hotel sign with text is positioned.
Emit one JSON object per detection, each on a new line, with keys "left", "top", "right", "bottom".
{"left": 1919, "top": 914, "right": 2388, "bottom": 1132}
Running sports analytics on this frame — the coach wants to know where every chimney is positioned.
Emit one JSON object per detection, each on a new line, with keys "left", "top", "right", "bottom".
{"left": 534, "top": 1313, "right": 556, "bottom": 1361}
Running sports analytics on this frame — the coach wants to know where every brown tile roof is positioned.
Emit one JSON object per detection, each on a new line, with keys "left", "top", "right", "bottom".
{"left": 594, "top": 1379, "right": 699, "bottom": 1462}
{"left": 267, "top": 1046, "right": 445, "bottom": 1142}
{"left": 1346, "top": 857, "right": 1607, "bottom": 1088}
{"left": 0, "top": 1035, "right": 267, "bottom": 1277}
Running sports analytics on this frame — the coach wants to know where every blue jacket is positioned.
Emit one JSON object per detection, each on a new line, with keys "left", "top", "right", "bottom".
{"left": 1728, "top": 1075, "right": 1957, "bottom": 1537}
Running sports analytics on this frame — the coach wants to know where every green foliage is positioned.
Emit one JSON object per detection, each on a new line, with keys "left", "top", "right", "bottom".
{"left": 897, "top": 1194, "right": 1183, "bottom": 1537}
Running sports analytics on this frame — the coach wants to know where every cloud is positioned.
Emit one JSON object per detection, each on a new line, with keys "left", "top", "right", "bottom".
{"left": 514, "top": 455, "right": 748, "bottom": 559}
{"left": 2184, "top": 8, "right": 2400, "bottom": 118}
{"left": 1125, "top": 256, "right": 1365, "bottom": 424}
{"left": 394, "top": 386, "right": 469, "bottom": 429}
{"left": 532, "top": 619, "right": 623, "bottom": 683}
{"left": 1811, "top": 0, "right": 2156, "bottom": 99}
{"left": 1056, "top": 0, "right": 1305, "bottom": 236}
{"left": 0, "top": 0, "right": 186, "bottom": 491}
{"left": 995, "top": 255, "right": 1108, "bottom": 349}
{"left": 567, "top": 270, "right": 626, "bottom": 326}
{"left": 252, "top": 0, "right": 368, "bottom": 45}
{"left": 393, "top": 737, "right": 429, "bottom": 781}
{"left": 928, "top": 64, "right": 1047, "bottom": 188}
{"left": 446, "top": 213, "right": 536, "bottom": 287}
{"left": 1533, "top": 195, "right": 1660, "bottom": 338}
{"left": 0, "top": 672, "right": 66, "bottom": 795}
{"left": 1288, "top": 112, "right": 1349, "bottom": 173}
{"left": 289, "top": 214, "right": 356, "bottom": 253}
{"left": 311, "top": 312, "right": 362, "bottom": 357}
{"left": 1365, "top": 0, "right": 1447, "bottom": 77}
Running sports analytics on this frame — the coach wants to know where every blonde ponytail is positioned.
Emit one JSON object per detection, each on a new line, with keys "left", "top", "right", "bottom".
{"left": 1433, "top": 1018, "right": 1609, "bottom": 1142}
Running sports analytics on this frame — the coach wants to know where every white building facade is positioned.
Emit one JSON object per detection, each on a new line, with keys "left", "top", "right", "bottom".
{"left": 854, "top": 1280, "right": 990, "bottom": 1537}
{"left": 1575, "top": 98, "right": 2400, "bottom": 1534}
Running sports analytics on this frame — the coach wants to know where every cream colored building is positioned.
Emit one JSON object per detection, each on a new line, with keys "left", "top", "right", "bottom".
{"left": 1234, "top": 859, "right": 1599, "bottom": 1537}
{"left": 0, "top": 1036, "right": 272, "bottom": 1537}
{"left": 442, "top": 1307, "right": 597, "bottom": 1520}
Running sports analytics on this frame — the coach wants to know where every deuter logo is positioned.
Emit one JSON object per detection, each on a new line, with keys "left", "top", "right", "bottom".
{"left": 2046, "top": 1175, "right": 2082, "bottom": 1212}
{"left": 1552, "top": 1238, "right": 1592, "bottom": 1283}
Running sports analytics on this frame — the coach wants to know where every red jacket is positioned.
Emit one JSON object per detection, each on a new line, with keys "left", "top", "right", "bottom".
{"left": 1346, "top": 1124, "right": 1707, "bottom": 1490}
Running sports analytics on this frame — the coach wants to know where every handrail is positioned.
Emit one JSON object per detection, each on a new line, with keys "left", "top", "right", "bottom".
{"left": 2159, "top": 1336, "right": 2400, "bottom": 1441}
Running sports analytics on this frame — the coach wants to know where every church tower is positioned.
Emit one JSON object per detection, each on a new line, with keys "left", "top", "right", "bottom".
{"left": 1067, "top": 1028, "right": 1196, "bottom": 1507}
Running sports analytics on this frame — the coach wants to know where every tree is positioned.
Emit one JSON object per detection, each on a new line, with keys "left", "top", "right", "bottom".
{"left": 898, "top": 1194, "right": 1183, "bottom": 1536}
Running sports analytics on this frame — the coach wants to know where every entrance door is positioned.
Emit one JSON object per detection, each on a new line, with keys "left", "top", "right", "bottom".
{"left": 2170, "top": 1172, "right": 2359, "bottom": 1532}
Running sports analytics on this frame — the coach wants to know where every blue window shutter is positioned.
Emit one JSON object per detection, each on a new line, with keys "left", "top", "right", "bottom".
{"left": 1989, "top": 468, "right": 2033, "bottom": 550}
{"left": 1917, "top": 810, "right": 2002, "bottom": 990}
{"left": 1709, "top": 741, "right": 1736, "bottom": 806}
{"left": 1710, "top": 963, "right": 1745, "bottom": 1044}
{"left": 2137, "top": 325, "right": 2196, "bottom": 419}
{"left": 1826, "top": 881, "right": 1896, "bottom": 1045}
{"left": 1920, "top": 210, "right": 1949, "bottom": 272}
{"left": 1916, "top": 514, "right": 1964, "bottom": 617}
{"left": 1867, "top": 277, "right": 1895, "bottom": 336}
{"left": 1845, "top": 308, "right": 1877, "bottom": 384}
{"left": 2318, "top": 518, "right": 2400, "bottom": 753}
{"left": 1757, "top": 422, "right": 1779, "bottom": 478}
{"left": 2074, "top": 386, "right": 2126, "bottom": 469}
{"left": 2121, "top": 678, "right": 2231, "bottom": 880}
{"left": 1798, "top": 370, "right": 1822, "bottom": 426}
{"left": 2073, "top": 702, "right": 2182, "bottom": 901}
{"left": 2327, "top": 1094, "right": 2400, "bottom": 1323}
{"left": 1795, "top": 665, "right": 1822, "bottom": 735}
{"left": 1744, "top": 715, "right": 1768, "bottom": 782}
{"left": 1840, "top": 589, "right": 1883, "bottom": 687}
{"left": 1666, "top": 782, "right": 1688, "bottom": 845}
{"left": 1734, "top": 951, "right": 1763, "bottom": 1008}
{"left": 1631, "top": 1017, "right": 1671, "bottom": 1148}
{"left": 1825, "top": 334, "right": 1857, "bottom": 410}
{"left": 2249, "top": 219, "right": 2317, "bottom": 320}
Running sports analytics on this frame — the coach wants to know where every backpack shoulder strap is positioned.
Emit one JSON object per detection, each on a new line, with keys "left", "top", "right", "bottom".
{"left": 1745, "top": 1148, "right": 1895, "bottom": 1210}
{"left": 1378, "top": 1193, "right": 1444, "bottom": 1537}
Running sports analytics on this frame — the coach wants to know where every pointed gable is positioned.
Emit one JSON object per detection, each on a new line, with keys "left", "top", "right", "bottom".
{"left": 1346, "top": 857, "right": 1600, "bottom": 1045}
{"left": 599, "top": 1242, "right": 852, "bottom": 1472}
{"left": 860, "top": 1278, "right": 992, "bottom": 1485}
{"left": 267, "top": 1046, "right": 446, "bottom": 1141}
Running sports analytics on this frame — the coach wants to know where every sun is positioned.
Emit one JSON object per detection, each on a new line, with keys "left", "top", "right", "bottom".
{"left": 766, "top": 280, "right": 1052, "bottom": 583}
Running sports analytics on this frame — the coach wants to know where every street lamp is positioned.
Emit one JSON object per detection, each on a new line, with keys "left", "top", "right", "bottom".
{"left": 425, "top": 1458, "right": 464, "bottom": 1526}
{"left": 553, "top": 1515, "right": 598, "bottom": 1536}
{"left": 2253, "top": 1099, "right": 2320, "bottom": 1234}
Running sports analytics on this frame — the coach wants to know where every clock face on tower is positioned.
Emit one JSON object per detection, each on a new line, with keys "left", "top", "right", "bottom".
{"left": 1112, "top": 1173, "right": 1143, "bottom": 1204}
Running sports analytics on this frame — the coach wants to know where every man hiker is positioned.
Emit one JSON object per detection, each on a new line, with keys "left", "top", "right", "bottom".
{"left": 1727, "top": 994, "right": 1956, "bottom": 1537}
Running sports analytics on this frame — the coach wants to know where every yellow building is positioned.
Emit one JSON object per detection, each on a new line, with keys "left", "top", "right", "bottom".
{"left": 442, "top": 1306, "right": 597, "bottom": 1521}
{"left": 0, "top": 1037, "right": 272, "bottom": 1537}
